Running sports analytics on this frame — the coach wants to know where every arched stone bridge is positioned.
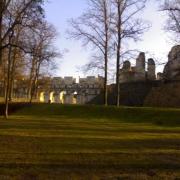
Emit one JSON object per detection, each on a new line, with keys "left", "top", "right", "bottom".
{"left": 38, "top": 76, "right": 104, "bottom": 104}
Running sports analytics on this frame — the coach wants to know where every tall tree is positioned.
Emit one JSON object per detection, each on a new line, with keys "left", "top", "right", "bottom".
{"left": 68, "top": 0, "right": 112, "bottom": 106}
{"left": 111, "top": 0, "right": 149, "bottom": 106}
{"left": 1, "top": 0, "right": 45, "bottom": 118}
{"left": 25, "top": 21, "right": 59, "bottom": 102}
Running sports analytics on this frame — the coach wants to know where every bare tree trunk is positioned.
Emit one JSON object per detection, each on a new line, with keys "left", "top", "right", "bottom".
{"left": 3, "top": 62, "right": 7, "bottom": 99}
{"left": 104, "top": 53, "right": 108, "bottom": 106}
{"left": 103, "top": 0, "right": 109, "bottom": 106}
{"left": 29, "top": 59, "right": 38, "bottom": 103}
{"left": 5, "top": 32, "right": 13, "bottom": 119}
{"left": 116, "top": 43, "right": 120, "bottom": 106}
{"left": 68, "top": 0, "right": 111, "bottom": 106}
{"left": 112, "top": 0, "right": 148, "bottom": 106}
{"left": 8, "top": 48, "right": 17, "bottom": 101}
{"left": 29, "top": 74, "right": 36, "bottom": 103}
{"left": 34, "top": 62, "right": 41, "bottom": 102}
{"left": 30, "top": 77, "right": 36, "bottom": 103}
{"left": 116, "top": 1, "right": 122, "bottom": 107}
{"left": 9, "top": 26, "right": 21, "bottom": 102}
{"left": 28, "top": 57, "right": 35, "bottom": 101}
{"left": 30, "top": 60, "right": 41, "bottom": 103}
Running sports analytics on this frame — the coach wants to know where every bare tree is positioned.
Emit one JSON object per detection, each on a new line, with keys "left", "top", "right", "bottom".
{"left": 68, "top": 0, "right": 112, "bottom": 106}
{"left": 25, "top": 21, "right": 59, "bottom": 102}
{"left": 8, "top": 26, "right": 26, "bottom": 102}
{"left": 1, "top": 0, "right": 45, "bottom": 119}
{"left": 111, "top": 0, "right": 149, "bottom": 106}
{"left": 161, "top": 0, "right": 180, "bottom": 42}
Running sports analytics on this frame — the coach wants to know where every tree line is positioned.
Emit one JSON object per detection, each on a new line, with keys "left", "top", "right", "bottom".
{"left": 0, "top": 0, "right": 180, "bottom": 118}
{"left": 0, "top": 0, "right": 59, "bottom": 118}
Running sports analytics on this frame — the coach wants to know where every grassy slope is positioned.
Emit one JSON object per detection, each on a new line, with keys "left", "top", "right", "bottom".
{"left": 0, "top": 104, "right": 180, "bottom": 179}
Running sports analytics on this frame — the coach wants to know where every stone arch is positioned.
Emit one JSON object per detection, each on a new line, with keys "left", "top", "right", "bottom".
{"left": 39, "top": 92, "right": 45, "bottom": 102}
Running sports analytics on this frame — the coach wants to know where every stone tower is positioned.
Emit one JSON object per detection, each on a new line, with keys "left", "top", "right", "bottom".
{"left": 122, "top": 61, "right": 131, "bottom": 71}
{"left": 135, "top": 52, "right": 146, "bottom": 81}
{"left": 163, "top": 45, "right": 180, "bottom": 80}
{"left": 119, "top": 61, "right": 132, "bottom": 83}
{"left": 147, "top": 58, "right": 156, "bottom": 80}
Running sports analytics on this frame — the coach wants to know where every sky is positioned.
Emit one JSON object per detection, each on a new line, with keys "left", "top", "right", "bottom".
{"left": 44, "top": 0, "right": 174, "bottom": 79}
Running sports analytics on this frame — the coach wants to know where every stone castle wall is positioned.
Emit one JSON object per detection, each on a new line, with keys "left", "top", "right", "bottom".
{"left": 0, "top": 76, "right": 104, "bottom": 105}
{"left": 90, "top": 45, "right": 180, "bottom": 107}
{"left": 43, "top": 75, "right": 104, "bottom": 104}
{"left": 119, "top": 52, "right": 156, "bottom": 83}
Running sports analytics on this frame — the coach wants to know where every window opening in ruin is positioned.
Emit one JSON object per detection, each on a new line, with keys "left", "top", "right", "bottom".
{"left": 73, "top": 91, "right": 78, "bottom": 104}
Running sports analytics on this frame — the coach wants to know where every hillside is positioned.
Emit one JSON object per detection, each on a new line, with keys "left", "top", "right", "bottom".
{"left": 144, "top": 81, "right": 180, "bottom": 108}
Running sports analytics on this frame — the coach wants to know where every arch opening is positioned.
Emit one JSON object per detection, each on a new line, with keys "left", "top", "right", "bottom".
{"left": 39, "top": 92, "right": 45, "bottom": 102}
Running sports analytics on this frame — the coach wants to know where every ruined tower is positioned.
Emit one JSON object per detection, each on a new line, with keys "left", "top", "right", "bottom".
{"left": 119, "top": 52, "right": 157, "bottom": 83}
{"left": 147, "top": 58, "right": 156, "bottom": 80}
{"left": 163, "top": 45, "right": 180, "bottom": 80}
{"left": 123, "top": 61, "right": 131, "bottom": 71}
{"left": 119, "top": 61, "right": 134, "bottom": 83}
{"left": 135, "top": 52, "right": 146, "bottom": 81}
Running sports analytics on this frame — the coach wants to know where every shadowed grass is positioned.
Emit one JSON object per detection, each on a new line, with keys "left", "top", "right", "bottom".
{"left": 15, "top": 104, "right": 180, "bottom": 126}
{"left": 0, "top": 104, "right": 180, "bottom": 179}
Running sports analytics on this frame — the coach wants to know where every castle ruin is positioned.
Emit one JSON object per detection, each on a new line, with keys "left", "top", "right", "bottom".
{"left": 119, "top": 52, "right": 156, "bottom": 83}
{"left": 0, "top": 76, "right": 104, "bottom": 104}
{"left": 119, "top": 45, "right": 180, "bottom": 84}
{"left": 41, "top": 76, "right": 104, "bottom": 104}
{"left": 1, "top": 45, "right": 180, "bottom": 106}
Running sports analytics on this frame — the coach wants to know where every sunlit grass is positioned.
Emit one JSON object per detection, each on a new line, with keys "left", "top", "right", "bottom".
{"left": 0, "top": 104, "right": 180, "bottom": 179}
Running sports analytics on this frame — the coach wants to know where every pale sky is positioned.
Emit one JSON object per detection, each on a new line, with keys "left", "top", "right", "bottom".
{"left": 44, "top": 0, "right": 174, "bottom": 78}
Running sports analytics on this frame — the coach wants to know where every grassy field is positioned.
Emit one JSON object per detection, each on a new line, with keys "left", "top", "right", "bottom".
{"left": 0, "top": 104, "right": 180, "bottom": 179}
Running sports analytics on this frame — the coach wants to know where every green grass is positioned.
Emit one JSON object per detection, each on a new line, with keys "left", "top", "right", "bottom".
{"left": 0, "top": 104, "right": 180, "bottom": 179}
